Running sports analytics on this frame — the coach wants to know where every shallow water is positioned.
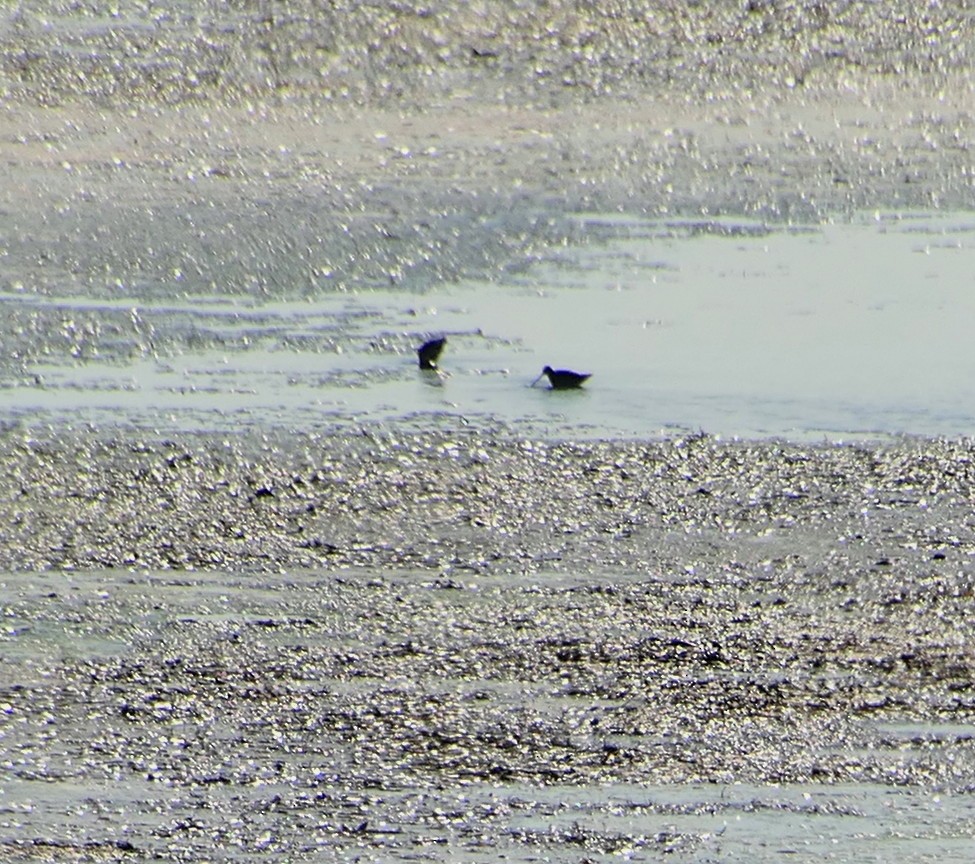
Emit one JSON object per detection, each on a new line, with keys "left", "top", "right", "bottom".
{"left": 4, "top": 774, "right": 973, "bottom": 863}
{"left": 3, "top": 211, "right": 974, "bottom": 441}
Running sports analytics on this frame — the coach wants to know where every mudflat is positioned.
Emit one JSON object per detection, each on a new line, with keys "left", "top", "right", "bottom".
{"left": 2, "top": 427, "right": 975, "bottom": 860}
{"left": 2, "top": 2, "right": 975, "bottom": 861}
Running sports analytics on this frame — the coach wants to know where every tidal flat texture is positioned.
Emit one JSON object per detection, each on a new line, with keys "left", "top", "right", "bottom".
{"left": 2, "top": 1, "right": 975, "bottom": 861}
{"left": 2, "top": 427, "right": 975, "bottom": 860}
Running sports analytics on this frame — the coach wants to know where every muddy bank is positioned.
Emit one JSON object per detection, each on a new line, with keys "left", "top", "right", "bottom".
{"left": 2, "top": 424, "right": 975, "bottom": 578}
{"left": 1, "top": 568, "right": 973, "bottom": 861}
{"left": 2, "top": 3, "right": 974, "bottom": 306}
{"left": 3, "top": 425, "right": 975, "bottom": 860}
{"left": 2, "top": 89, "right": 971, "bottom": 307}
{"left": 2, "top": 1, "right": 971, "bottom": 112}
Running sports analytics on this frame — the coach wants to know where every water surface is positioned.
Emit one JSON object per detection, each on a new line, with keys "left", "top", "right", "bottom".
{"left": 3, "top": 211, "right": 973, "bottom": 441}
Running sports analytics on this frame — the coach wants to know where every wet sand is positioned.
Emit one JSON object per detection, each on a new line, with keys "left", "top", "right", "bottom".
{"left": 2, "top": 2, "right": 975, "bottom": 861}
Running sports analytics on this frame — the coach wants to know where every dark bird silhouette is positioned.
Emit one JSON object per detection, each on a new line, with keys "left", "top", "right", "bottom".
{"left": 417, "top": 336, "right": 446, "bottom": 370}
{"left": 531, "top": 365, "right": 591, "bottom": 389}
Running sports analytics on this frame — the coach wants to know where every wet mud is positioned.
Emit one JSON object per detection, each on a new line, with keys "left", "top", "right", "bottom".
{"left": 2, "top": 3, "right": 974, "bottom": 306}
{"left": 2, "top": 1, "right": 975, "bottom": 861}
{"left": 3, "top": 428, "right": 975, "bottom": 860}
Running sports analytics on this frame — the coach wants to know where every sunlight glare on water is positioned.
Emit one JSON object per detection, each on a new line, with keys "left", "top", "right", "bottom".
{"left": 427, "top": 211, "right": 975, "bottom": 440}
{"left": 3, "top": 212, "right": 974, "bottom": 441}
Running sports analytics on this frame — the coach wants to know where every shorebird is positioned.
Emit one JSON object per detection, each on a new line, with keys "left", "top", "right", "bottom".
{"left": 417, "top": 336, "right": 446, "bottom": 370}
{"left": 531, "top": 365, "right": 591, "bottom": 389}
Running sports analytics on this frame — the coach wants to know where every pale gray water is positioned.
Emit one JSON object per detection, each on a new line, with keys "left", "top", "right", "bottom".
{"left": 3, "top": 212, "right": 974, "bottom": 441}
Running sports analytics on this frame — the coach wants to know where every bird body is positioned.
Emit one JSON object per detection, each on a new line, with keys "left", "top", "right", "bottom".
{"left": 532, "top": 365, "right": 591, "bottom": 389}
{"left": 417, "top": 337, "right": 446, "bottom": 370}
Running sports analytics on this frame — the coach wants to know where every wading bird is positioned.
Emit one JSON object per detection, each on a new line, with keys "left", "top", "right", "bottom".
{"left": 417, "top": 336, "right": 446, "bottom": 370}
{"left": 531, "top": 365, "right": 591, "bottom": 389}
